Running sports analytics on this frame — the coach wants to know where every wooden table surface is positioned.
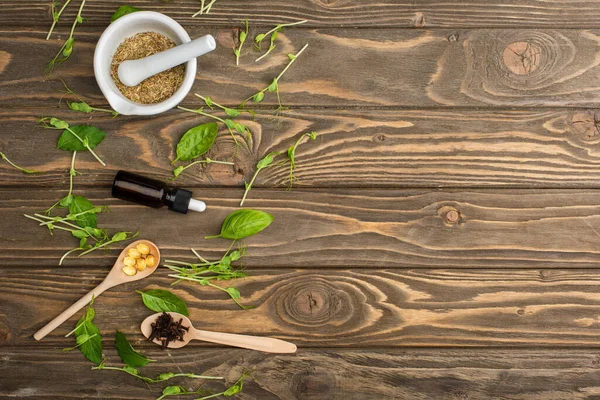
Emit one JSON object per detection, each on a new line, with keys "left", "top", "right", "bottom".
{"left": 4, "top": 1, "right": 600, "bottom": 399}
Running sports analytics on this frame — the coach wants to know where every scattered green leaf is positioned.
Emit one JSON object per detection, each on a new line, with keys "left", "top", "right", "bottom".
{"left": 136, "top": 289, "right": 189, "bottom": 316}
{"left": 206, "top": 209, "right": 274, "bottom": 240}
{"left": 115, "top": 330, "right": 155, "bottom": 367}
{"left": 172, "top": 122, "right": 218, "bottom": 163}
{"left": 111, "top": 5, "right": 140, "bottom": 22}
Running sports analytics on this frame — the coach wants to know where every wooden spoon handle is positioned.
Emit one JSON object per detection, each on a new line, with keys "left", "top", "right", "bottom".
{"left": 33, "top": 281, "right": 111, "bottom": 341}
{"left": 194, "top": 329, "right": 297, "bottom": 354}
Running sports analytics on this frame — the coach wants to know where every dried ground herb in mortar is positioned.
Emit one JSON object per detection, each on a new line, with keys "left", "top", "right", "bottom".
{"left": 148, "top": 312, "right": 189, "bottom": 348}
{"left": 111, "top": 32, "right": 185, "bottom": 104}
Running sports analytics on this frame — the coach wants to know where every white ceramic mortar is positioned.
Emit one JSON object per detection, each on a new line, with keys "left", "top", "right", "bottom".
{"left": 94, "top": 11, "right": 214, "bottom": 116}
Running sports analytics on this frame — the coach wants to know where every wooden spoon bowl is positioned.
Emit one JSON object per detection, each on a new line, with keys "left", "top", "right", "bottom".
{"left": 33, "top": 240, "right": 160, "bottom": 341}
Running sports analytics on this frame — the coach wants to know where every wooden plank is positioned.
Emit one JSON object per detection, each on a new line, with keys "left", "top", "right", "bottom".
{"left": 4, "top": 108, "right": 600, "bottom": 189}
{"left": 5, "top": 0, "right": 600, "bottom": 29}
{"left": 3, "top": 27, "right": 600, "bottom": 108}
{"left": 7, "top": 267, "right": 600, "bottom": 347}
{"left": 3, "top": 188, "right": 600, "bottom": 268}
{"left": 2, "top": 347, "right": 600, "bottom": 399}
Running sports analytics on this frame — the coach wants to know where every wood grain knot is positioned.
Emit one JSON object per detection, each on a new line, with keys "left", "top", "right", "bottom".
{"left": 503, "top": 41, "right": 541, "bottom": 75}
{"left": 291, "top": 369, "right": 337, "bottom": 399}
{"left": 373, "top": 134, "right": 386, "bottom": 142}
{"left": 412, "top": 12, "right": 426, "bottom": 28}
{"left": 568, "top": 111, "right": 600, "bottom": 143}
{"left": 439, "top": 206, "right": 461, "bottom": 225}
{"left": 273, "top": 278, "right": 351, "bottom": 328}
{"left": 447, "top": 33, "right": 459, "bottom": 42}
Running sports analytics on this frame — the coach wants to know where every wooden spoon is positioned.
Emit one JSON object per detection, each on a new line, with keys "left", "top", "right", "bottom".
{"left": 33, "top": 240, "right": 160, "bottom": 341}
{"left": 141, "top": 312, "right": 297, "bottom": 354}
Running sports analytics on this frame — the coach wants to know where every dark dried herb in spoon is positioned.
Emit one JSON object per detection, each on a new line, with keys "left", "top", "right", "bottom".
{"left": 148, "top": 312, "right": 189, "bottom": 349}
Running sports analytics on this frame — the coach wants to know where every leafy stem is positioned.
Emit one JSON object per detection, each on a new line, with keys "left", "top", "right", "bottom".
{"left": 240, "top": 152, "right": 279, "bottom": 206}
{"left": 47, "top": 0, "right": 72, "bottom": 40}
{"left": 78, "top": 231, "right": 139, "bottom": 256}
{"left": 91, "top": 363, "right": 223, "bottom": 384}
{"left": 192, "top": 0, "right": 217, "bottom": 17}
{"left": 234, "top": 19, "right": 248, "bottom": 66}
{"left": 241, "top": 43, "right": 308, "bottom": 110}
{"left": 0, "top": 152, "right": 39, "bottom": 174}
{"left": 38, "top": 117, "right": 106, "bottom": 166}
{"left": 45, "top": 0, "right": 86, "bottom": 74}
{"left": 287, "top": 131, "right": 317, "bottom": 188}
{"left": 177, "top": 106, "right": 240, "bottom": 144}
{"left": 256, "top": 20, "right": 308, "bottom": 46}
{"left": 172, "top": 158, "right": 234, "bottom": 180}
{"left": 61, "top": 80, "right": 119, "bottom": 117}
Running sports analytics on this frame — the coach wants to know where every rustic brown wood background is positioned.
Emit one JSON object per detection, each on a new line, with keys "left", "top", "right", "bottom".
{"left": 3, "top": 1, "right": 600, "bottom": 399}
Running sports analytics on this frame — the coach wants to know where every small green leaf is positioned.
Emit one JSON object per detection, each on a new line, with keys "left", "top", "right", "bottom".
{"left": 69, "top": 196, "right": 99, "bottom": 228}
{"left": 71, "top": 230, "right": 89, "bottom": 239}
{"left": 50, "top": 118, "right": 69, "bottom": 129}
{"left": 287, "top": 53, "right": 296, "bottom": 61}
{"left": 173, "top": 166, "right": 184, "bottom": 178}
{"left": 225, "top": 287, "right": 241, "bottom": 299}
{"left": 174, "top": 122, "right": 218, "bottom": 163}
{"left": 252, "top": 92, "right": 265, "bottom": 103}
{"left": 162, "top": 386, "right": 183, "bottom": 395}
{"left": 267, "top": 79, "right": 278, "bottom": 92}
{"left": 80, "top": 237, "right": 87, "bottom": 248}
{"left": 158, "top": 372, "right": 174, "bottom": 380}
{"left": 239, "top": 31, "right": 247, "bottom": 42}
{"left": 255, "top": 33, "right": 266, "bottom": 43}
{"left": 224, "top": 108, "right": 240, "bottom": 117}
{"left": 59, "top": 194, "right": 74, "bottom": 207}
{"left": 203, "top": 96, "right": 213, "bottom": 107}
{"left": 110, "top": 5, "right": 141, "bottom": 22}
{"left": 68, "top": 101, "right": 93, "bottom": 113}
{"left": 212, "top": 209, "right": 274, "bottom": 240}
{"left": 233, "top": 122, "right": 247, "bottom": 134}
{"left": 123, "top": 365, "right": 138, "bottom": 375}
{"left": 137, "top": 289, "right": 189, "bottom": 316}
{"left": 111, "top": 232, "right": 127, "bottom": 241}
{"left": 57, "top": 125, "right": 107, "bottom": 152}
{"left": 115, "top": 330, "right": 155, "bottom": 367}
{"left": 73, "top": 300, "right": 102, "bottom": 364}
{"left": 257, "top": 152, "right": 278, "bottom": 169}
{"left": 62, "top": 38, "right": 74, "bottom": 57}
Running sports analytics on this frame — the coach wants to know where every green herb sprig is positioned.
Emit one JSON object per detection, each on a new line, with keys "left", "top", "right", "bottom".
{"left": 47, "top": 0, "right": 72, "bottom": 40}
{"left": 234, "top": 19, "right": 249, "bottom": 66}
{"left": 287, "top": 131, "right": 317, "bottom": 188}
{"left": 164, "top": 246, "right": 250, "bottom": 309}
{"left": 46, "top": 0, "right": 86, "bottom": 74}
{"left": 240, "top": 152, "right": 278, "bottom": 206}
{"left": 158, "top": 372, "right": 252, "bottom": 400}
{"left": 0, "top": 152, "right": 39, "bottom": 174}
{"left": 192, "top": 0, "right": 218, "bottom": 17}
{"left": 63, "top": 297, "right": 102, "bottom": 364}
{"left": 61, "top": 80, "right": 119, "bottom": 117}
{"left": 254, "top": 20, "right": 307, "bottom": 62}
{"left": 38, "top": 117, "right": 106, "bottom": 166}
{"left": 172, "top": 158, "right": 234, "bottom": 180}
{"left": 241, "top": 43, "right": 308, "bottom": 111}
{"left": 92, "top": 363, "right": 223, "bottom": 384}
{"left": 177, "top": 106, "right": 249, "bottom": 145}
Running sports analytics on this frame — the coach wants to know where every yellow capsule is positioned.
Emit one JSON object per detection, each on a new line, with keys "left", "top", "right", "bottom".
{"left": 123, "top": 257, "right": 136, "bottom": 268}
{"left": 136, "top": 243, "right": 150, "bottom": 255}
{"left": 128, "top": 248, "right": 141, "bottom": 259}
{"left": 122, "top": 265, "right": 137, "bottom": 276}
{"left": 145, "top": 254, "right": 156, "bottom": 268}
{"left": 136, "top": 257, "right": 147, "bottom": 271}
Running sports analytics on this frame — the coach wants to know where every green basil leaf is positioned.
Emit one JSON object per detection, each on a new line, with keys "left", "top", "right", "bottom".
{"left": 59, "top": 194, "right": 74, "bottom": 207}
{"left": 57, "top": 125, "right": 107, "bottom": 152}
{"left": 137, "top": 289, "right": 189, "bottom": 316}
{"left": 174, "top": 122, "right": 218, "bottom": 163}
{"left": 74, "top": 303, "right": 102, "bottom": 364}
{"left": 110, "top": 5, "right": 141, "bottom": 22}
{"left": 225, "top": 287, "right": 241, "bottom": 299}
{"left": 267, "top": 79, "right": 278, "bottom": 92}
{"left": 69, "top": 195, "right": 99, "bottom": 228}
{"left": 216, "top": 209, "right": 274, "bottom": 240}
{"left": 115, "top": 330, "right": 155, "bottom": 367}
{"left": 257, "top": 152, "right": 278, "bottom": 169}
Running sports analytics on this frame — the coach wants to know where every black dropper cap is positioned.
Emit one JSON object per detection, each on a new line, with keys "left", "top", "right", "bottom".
{"left": 112, "top": 171, "right": 206, "bottom": 214}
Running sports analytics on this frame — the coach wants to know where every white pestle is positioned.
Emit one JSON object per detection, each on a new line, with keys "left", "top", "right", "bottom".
{"left": 118, "top": 34, "right": 216, "bottom": 87}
